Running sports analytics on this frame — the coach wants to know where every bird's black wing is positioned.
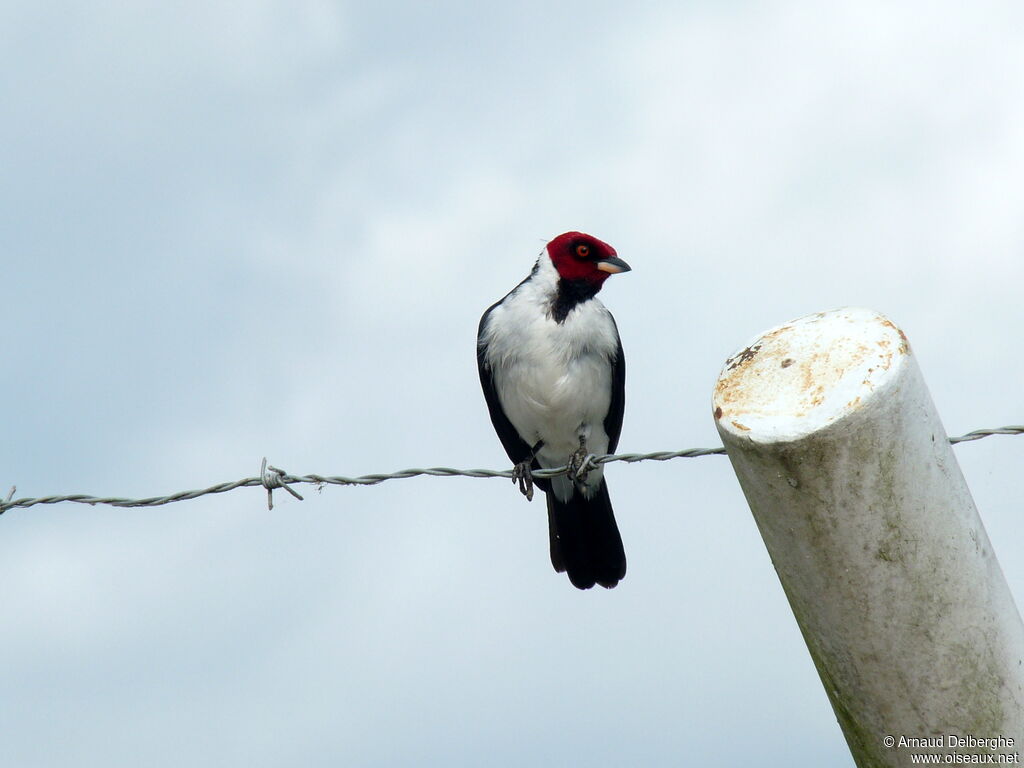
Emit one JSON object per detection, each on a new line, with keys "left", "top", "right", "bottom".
{"left": 477, "top": 304, "right": 534, "bottom": 465}
{"left": 603, "top": 320, "right": 626, "bottom": 454}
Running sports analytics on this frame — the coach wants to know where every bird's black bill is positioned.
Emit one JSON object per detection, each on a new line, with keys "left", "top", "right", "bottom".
{"left": 595, "top": 256, "right": 631, "bottom": 274}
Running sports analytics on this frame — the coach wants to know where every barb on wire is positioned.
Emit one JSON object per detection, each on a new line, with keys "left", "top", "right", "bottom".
{"left": 0, "top": 426, "right": 1021, "bottom": 516}
{"left": 261, "top": 457, "right": 304, "bottom": 511}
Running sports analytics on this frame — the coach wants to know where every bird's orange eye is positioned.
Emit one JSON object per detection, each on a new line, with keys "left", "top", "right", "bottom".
{"left": 576, "top": 244, "right": 590, "bottom": 257}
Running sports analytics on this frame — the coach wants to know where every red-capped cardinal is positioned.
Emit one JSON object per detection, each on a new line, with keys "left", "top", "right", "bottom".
{"left": 476, "top": 232, "right": 630, "bottom": 589}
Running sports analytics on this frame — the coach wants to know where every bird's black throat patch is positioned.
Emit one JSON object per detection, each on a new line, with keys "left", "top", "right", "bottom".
{"left": 552, "top": 278, "right": 600, "bottom": 323}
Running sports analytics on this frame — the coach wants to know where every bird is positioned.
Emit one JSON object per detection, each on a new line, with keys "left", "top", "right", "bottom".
{"left": 476, "top": 231, "right": 631, "bottom": 589}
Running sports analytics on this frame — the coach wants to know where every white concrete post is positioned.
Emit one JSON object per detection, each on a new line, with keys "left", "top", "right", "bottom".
{"left": 713, "top": 307, "right": 1024, "bottom": 767}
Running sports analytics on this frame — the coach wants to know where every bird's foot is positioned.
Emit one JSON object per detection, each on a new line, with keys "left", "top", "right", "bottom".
{"left": 511, "top": 460, "right": 535, "bottom": 502}
{"left": 567, "top": 437, "right": 597, "bottom": 485}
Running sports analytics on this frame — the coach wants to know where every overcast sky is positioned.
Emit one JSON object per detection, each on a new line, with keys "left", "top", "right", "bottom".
{"left": 3, "top": 1, "right": 1024, "bottom": 766}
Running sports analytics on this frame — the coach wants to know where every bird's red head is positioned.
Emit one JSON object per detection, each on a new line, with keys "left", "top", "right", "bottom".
{"left": 546, "top": 231, "right": 632, "bottom": 285}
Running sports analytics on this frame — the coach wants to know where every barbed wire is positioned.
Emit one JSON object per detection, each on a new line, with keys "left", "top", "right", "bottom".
{"left": 947, "top": 425, "right": 1024, "bottom": 444}
{"left": 1, "top": 425, "right": 1021, "bottom": 516}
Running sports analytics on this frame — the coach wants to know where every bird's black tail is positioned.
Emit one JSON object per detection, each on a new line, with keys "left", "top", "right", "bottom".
{"left": 546, "top": 479, "right": 626, "bottom": 590}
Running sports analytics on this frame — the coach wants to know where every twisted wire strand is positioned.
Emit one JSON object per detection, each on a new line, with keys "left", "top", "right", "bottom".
{"left": 1, "top": 426, "right": 1021, "bottom": 515}
{"left": 948, "top": 425, "right": 1024, "bottom": 443}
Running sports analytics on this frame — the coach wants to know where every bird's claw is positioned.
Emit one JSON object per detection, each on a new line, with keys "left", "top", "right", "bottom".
{"left": 567, "top": 439, "right": 597, "bottom": 485}
{"left": 511, "top": 460, "right": 535, "bottom": 501}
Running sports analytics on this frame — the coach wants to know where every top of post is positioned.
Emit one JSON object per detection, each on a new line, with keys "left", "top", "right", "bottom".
{"left": 713, "top": 307, "right": 912, "bottom": 444}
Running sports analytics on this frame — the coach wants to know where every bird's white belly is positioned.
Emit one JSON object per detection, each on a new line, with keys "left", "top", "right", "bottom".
{"left": 497, "top": 351, "right": 612, "bottom": 463}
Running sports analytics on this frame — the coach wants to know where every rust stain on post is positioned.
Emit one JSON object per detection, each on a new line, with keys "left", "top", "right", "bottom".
{"left": 725, "top": 344, "right": 762, "bottom": 371}
{"left": 713, "top": 308, "right": 912, "bottom": 434}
